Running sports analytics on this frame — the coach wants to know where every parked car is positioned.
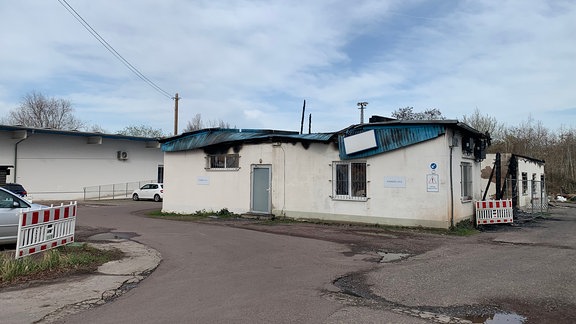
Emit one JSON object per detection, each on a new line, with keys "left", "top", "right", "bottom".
{"left": 1, "top": 183, "right": 27, "bottom": 197}
{"left": 0, "top": 187, "right": 45, "bottom": 244}
{"left": 132, "top": 183, "right": 163, "bottom": 202}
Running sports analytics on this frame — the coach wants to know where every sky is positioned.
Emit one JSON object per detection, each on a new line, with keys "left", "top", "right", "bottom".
{"left": 0, "top": 0, "right": 575, "bottom": 136}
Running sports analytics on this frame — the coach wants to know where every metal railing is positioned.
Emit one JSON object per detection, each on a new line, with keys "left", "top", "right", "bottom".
{"left": 501, "top": 179, "right": 549, "bottom": 214}
{"left": 83, "top": 180, "right": 155, "bottom": 200}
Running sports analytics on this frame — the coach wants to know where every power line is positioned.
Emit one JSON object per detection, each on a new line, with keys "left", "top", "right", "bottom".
{"left": 57, "top": 0, "right": 173, "bottom": 99}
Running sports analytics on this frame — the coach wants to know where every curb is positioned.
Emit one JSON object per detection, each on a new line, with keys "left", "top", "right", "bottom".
{"left": 0, "top": 239, "right": 161, "bottom": 324}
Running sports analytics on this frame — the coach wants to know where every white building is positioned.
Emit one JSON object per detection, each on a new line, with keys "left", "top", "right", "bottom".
{"left": 160, "top": 119, "right": 489, "bottom": 229}
{"left": 0, "top": 125, "right": 164, "bottom": 200}
{"left": 480, "top": 153, "right": 546, "bottom": 211}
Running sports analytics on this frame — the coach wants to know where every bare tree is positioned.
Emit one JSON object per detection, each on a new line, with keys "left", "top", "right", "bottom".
{"left": 207, "top": 119, "right": 232, "bottom": 128}
{"left": 87, "top": 124, "right": 108, "bottom": 133}
{"left": 462, "top": 107, "right": 504, "bottom": 141}
{"left": 391, "top": 107, "right": 445, "bottom": 120}
{"left": 183, "top": 114, "right": 234, "bottom": 132}
{"left": 4, "top": 91, "right": 85, "bottom": 130}
{"left": 117, "top": 124, "right": 166, "bottom": 137}
{"left": 184, "top": 113, "right": 204, "bottom": 132}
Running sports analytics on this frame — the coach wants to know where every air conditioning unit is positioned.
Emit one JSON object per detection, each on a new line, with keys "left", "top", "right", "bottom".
{"left": 117, "top": 151, "right": 128, "bottom": 160}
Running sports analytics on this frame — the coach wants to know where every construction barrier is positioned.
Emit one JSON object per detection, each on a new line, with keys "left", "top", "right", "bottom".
{"left": 475, "top": 199, "right": 513, "bottom": 226}
{"left": 16, "top": 202, "right": 77, "bottom": 259}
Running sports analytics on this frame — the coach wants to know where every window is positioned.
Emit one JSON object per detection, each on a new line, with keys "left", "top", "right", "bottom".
{"left": 521, "top": 172, "right": 528, "bottom": 195}
{"left": 206, "top": 154, "right": 240, "bottom": 170}
{"left": 0, "top": 189, "right": 20, "bottom": 208}
{"left": 531, "top": 173, "right": 537, "bottom": 194}
{"left": 461, "top": 162, "right": 472, "bottom": 200}
{"left": 332, "top": 161, "right": 367, "bottom": 200}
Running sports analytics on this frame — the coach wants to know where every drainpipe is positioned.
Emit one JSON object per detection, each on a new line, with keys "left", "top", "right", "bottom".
{"left": 449, "top": 136, "right": 455, "bottom": 230}
{"left": 14, "top": 137, "right": 29, "bottom": 182}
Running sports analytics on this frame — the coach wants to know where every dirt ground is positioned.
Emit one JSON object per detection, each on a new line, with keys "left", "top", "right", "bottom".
{"left": 192, "top": 209, "right": 575, "bottom": 324}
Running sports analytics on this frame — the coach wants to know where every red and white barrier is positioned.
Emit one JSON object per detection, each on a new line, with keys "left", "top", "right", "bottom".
{"left": 16, "top": 202, "right": 77, "bottom": 259}
{"left": 475, "top": 199, "right": 513, "bottom": 225}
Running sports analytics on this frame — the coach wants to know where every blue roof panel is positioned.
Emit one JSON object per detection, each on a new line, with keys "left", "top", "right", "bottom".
{"left": 161, "top": 129, "right": 335, "bottom": 152}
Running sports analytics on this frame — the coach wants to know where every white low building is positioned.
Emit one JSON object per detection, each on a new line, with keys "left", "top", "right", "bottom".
{"left": 0, "top": 125, "right": 164, "bottom": 200}
{"left": 160, "top": 119, "right": 490, "bottom": 229}
{"left": 481, "top": 153, "right": 546, "bottom": 211}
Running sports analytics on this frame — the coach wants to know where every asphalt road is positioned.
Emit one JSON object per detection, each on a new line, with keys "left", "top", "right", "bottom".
{"left": 59, "top": 201, "right": 377, "bottom": 324}
{"left": 56, "top": 201, "right": 576, "bottom": 323}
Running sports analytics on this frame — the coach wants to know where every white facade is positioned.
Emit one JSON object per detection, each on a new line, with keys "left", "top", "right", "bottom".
{"left": 162, "top": 123, "right": 488, "bottom": 229}
{"left": 0, "top": 126, "right": 163, "bottom": 200}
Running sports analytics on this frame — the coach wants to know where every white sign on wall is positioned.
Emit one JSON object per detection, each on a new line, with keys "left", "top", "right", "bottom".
{"left": 384, "top": 176, "right": 406, "bottom": 188}
{"left": 197, "top": 176, "right": 210, "bottom": 185}
{"left": 426, "top": 174, "right": 439, "bottom": 192}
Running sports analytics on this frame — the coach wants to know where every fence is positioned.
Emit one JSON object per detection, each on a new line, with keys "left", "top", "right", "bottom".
{"left": 16, "top": 202, "right": 77, "bottom": 259}
{"left": 475, "top": 199, "right": 514, "bottom": 226}
{"left": 501, "top": 179, "right": 549, "bottom": 214}
{"left": 83, "top": 180, "right": 154, "bottom": 200}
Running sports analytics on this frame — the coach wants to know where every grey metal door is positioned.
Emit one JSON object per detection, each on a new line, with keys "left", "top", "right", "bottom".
{"left": 251, "top": 165, "right": 271, "bottom": 214}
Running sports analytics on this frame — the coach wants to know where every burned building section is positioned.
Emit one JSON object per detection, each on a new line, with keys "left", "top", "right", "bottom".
{"left": 481, "top": 153, "right": 546, "bottom": 213}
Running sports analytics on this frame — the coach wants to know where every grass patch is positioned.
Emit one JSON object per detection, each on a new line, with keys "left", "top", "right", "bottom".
{"left": 149, "top": 209, "right": 480, "bottom": 236}
{"left": 449, "top": 219, "right": 479, "bottom": 236}
{"left": 0, "top": 243, "right": 123, "bottom": 288}
{"left": 260, "top": 217, "right": 480, "bottom": 236}
{"left": 148, "top": 208, "right": 240, "bottom": 221}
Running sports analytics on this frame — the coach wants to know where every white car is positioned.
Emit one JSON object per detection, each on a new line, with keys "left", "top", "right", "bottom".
{"left": 0, "top": 187, "right": 46, "bottom": 244}
{"left": 132, "top": 183, "right": 164, "bottom": 202}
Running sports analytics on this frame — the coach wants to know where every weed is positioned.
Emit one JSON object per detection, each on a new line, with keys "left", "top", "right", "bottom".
{"left": 148, "top": 208, "right": 240, "bottom": 221}
{"left": 450, "top": 219, "right": 479, "bottom": 236}
{"left": 0, "top": 243, "right": 122, "bottom": 287}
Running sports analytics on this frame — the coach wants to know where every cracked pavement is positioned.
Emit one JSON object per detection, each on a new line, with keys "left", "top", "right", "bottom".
{"left": 1, "top": 201, "right": 574, "bottom": 323}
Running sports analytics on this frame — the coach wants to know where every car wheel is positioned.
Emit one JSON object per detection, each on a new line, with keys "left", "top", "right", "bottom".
{"left": 154, "top": 194, "right": 162, "bottom": 202}
{"left": 132, "top": 193, "right": 139, "bottom": 201}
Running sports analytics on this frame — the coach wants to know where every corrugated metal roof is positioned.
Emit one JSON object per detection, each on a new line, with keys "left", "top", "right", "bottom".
{"left": 161, "top": 128, "right": 336, "bottom": 152}
{"left": 161, "top": 120, "right": 487, "bottom": 156}
{"left": 338, "top": 124, "right": 446, "bottom": 160}
{"left": 0, "top": 124, "right": 160, "bottom": 142}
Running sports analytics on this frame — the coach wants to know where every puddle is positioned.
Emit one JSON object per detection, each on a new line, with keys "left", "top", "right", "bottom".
{"left": 377, "top": 251, "right": 410, "bottom": 262}
{"left": 466, "top": 312, "right": 526, "bottom": 323}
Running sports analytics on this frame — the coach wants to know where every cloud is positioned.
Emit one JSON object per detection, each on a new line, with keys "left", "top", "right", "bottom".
{"left": 0, "top": 0, "right": 575, "bottom": 135}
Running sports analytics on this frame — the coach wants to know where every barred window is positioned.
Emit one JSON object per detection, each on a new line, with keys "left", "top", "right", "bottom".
{"left": 522, "top": 172, "right": 528, "bottom": 195}
{"left": 461, "top": 162, "right": 472, "bottom": 201}
{"left": 333, "top": 161, "right": 367, "bottom": 200}
{"left": 206, "top": 154, "right": 240, "bottom": 170}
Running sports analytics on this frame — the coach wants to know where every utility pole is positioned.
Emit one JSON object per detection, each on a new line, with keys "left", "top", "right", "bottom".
{"left": 173, "top": 93, "right": 180, "bottom": 135}
{"left": 357, "top": 102, "right": 368, "bottom": 124}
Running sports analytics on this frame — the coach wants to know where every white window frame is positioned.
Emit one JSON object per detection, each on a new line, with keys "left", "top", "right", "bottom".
{"left": 332, "top": 161, "right": 368, "bottom": 201}
{"left": 205, "top": 154, "right": 240, "bottom": 171}
{"left": 460, "top": 162, "right": 473, "bottom": 201}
